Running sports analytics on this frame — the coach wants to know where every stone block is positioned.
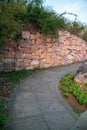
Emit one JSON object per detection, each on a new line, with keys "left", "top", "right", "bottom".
{"left": 67, "top": 60, "right": 73, "bottom": 64}
{"left": 38, "top": 49, "right": 43, "bottom": 54}
{"left": 35, "top": 51, "right": 40, "bottom": 56}
{"left": 47, "top": 48, "right": 53, "bottom": 53}
{"left": 3, "top": 62, "right": 11, "bottom": 71}
{"left": 46, "top": 38, "right": 51, "bottom": 43}
{"left": 19, "top": 41, "right": 30, "bottom": 48}
{"left": 60, "top": 50, "right": 66, "bottom": 56}
{"left": 38, "top": 45, "right": 43, "bottom": 49}
{"left": 18, "top": 60, "right": 29, "bottom": 69}
{"left": 30, "top": 34, "right": 36, "bottom": 40}
{"left": 36, "top": 32, "right": 41, "bottom": 38}
{"left": 26, "top": 66, "right": 35, "bottom": 70}
{"left": 24, "top": 54, "right": 31, "bottom": 59}
{"left": 36, "top": 38, "right": 42, "bottom": 44}
{"left": 31, "top": 46, "right": 38, "bottom": 52}
{"left": 46, "top": 53, "right": 51, "bottom": 63}
{"left": 15, "top": 52, "right": 22, "bottom": 58}
{"left": 31, "top": 60, "right": 39, "bottom": 66}
{"left": 11, "top": 61, "right": 17, "bottom": 69}
{"left": 43, "top": 64, "right": 50, "bottom": 68}
{"left": 6, "top": 52, "right": 14, "bottom": 58}
{"left": 40, "top": 53, "right": 46, "bottom": 59}
{"left": 78, "top": 62, "right": 87, "bottom": 73}
{"left": 39, "top": 59, "right": 46, "bottom": 67}
{"left": 22, "top": 31, "right": 30, "bottom": 39}
{"left": 67, "top": 55, "right": 74, "bottom": 60}
{"left": 52, "top": 46, "right": 58, "bottom": 52}
{"left": 22, "top": 47, "right": 31, "bottom": 53}
{"left": 32, "top": 55, "right": 40, "bottom": 60}
{"left": 57, "top": 57, "right": 62, "bottom": 62}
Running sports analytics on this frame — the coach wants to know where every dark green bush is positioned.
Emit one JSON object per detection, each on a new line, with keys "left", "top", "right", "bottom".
{"left": 0, "top": 11, "right": 22, "bottom": 43}
{"left": 0, "top": 3, "right": 24, "bottom": 44}
{"left": 6, "top": 3, "right": 27, "bottom": 21}
{"left": 37, "top": 10, "right": 59, "bottom": 35}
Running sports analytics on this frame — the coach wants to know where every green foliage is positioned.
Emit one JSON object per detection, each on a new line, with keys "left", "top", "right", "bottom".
{"left": 38, "top": 11, "right": 58, "bottom": 35}
{"left": 0, "top": 0, "right": 87, "bottom": 46}
{"left": 65, "top": 20, "right": 85, "bottom": 36}
{"left": 84, "top": 82, "right": 87, "bottom": 86}
{"left": 27, "top": 2, "right": 66, "bottom": 36}
{"left": 82, "top": 31, "right": 87, "bottom": 41}
{"left": 65, "top": 20, "right": 87, "bottom": 42}
{"left": 28, "top": 0, "right": 43, "bottom": 7}
{"left": 0, "top": 69, "right": 33, "bottom": 85}
{"left": 0, "top": 3, "right": 25, "bottom": 44}
{"left": 61, "top": 73, "right": 87, "bottom": 106}
{"left": 0, "top": 67, "right": 47, "bottom": 86}
{"left": 0, "top": 99, "right": 7, "bottom": 130}
{"left": 0, "top": 13, "right": 22, "bottom": 42}
{"left": 6, "top": 3, "right": 27, "bottom": 21}
{"left": 26, "top": 0, "right": 66, "bottom": 36}
{"left": 70, "top": 21, "right": 84, "bottom": 35}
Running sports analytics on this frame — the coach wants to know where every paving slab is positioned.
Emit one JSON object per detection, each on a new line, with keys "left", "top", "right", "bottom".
{"left": 70, "top": 111, "right": 87, "bottom": 130}
{"left": 7, "top": 62, "right": 85, "bottom": 130}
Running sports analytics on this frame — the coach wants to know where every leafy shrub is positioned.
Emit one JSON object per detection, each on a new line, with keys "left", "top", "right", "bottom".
{"left": 38, "top": 13, "right": 66, "bottom": 36}
{"left": 0, "top": 12, "right": 22, "bottom": 43}
{"left": 0, "top": 3, "right": 24, "bottom": 44}
{"left": 37, "top": 10, "right": 59, "bottom": 35}
{"left": 61, "top": 73, "right": 87, "bottom": 106}
{"left": 6, "top": 3, "right": 27, "bottom": 21}
{"left": 27, "top": 1, "right": 66, "bottom": 36}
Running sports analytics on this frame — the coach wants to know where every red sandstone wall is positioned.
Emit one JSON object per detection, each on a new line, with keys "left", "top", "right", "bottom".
{"left": 0, "top": 30, "right": 87, "bottom": 71}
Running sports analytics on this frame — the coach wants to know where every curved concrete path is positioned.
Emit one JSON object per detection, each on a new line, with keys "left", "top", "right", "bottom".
{"left": 7, "top": 63, "right": 83, "bottom": 130}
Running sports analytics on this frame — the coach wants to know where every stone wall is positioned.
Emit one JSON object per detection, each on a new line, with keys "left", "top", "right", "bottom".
{"left": 0, "top": 30, "right": 87, "bottom": 71}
